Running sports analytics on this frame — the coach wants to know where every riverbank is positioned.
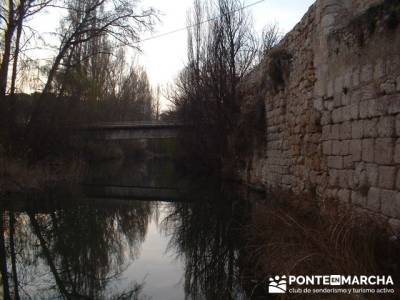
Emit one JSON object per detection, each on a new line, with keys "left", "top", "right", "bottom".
{"left": 240, "top": 191, "right": 400, "bottom": 299}
{"left": 0, "top": 156, "right": 86, "bottom": 194}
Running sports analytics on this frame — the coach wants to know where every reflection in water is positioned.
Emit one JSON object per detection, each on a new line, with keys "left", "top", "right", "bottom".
{"left": 0, "top": 200, "right": 153, "bottom": 299}
{"left": 0, "top": 158, "right": 260, "bottom": 299}
{"left": 163, "top": 184, "right": 251, "bottom": 300}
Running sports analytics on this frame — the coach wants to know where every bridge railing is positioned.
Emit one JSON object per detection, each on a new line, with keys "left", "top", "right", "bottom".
{"left": 76, "top": 121, "right": 184, "bottom": 130}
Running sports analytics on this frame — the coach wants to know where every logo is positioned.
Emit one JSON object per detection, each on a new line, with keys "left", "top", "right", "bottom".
{"left": 266, "top": 274, "right": 394, "bottom": 295}
{"left": 268, "top": 275, "right": 287, "bottom": 294}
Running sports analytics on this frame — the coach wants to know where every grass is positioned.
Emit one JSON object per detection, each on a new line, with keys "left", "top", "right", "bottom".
{"left": 240, "top": 191, "right": 400, "bottom": 299}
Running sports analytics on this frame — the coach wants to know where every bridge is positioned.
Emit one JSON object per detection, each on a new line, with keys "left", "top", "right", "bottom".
{"left": 76, "top": 121, "right": 183, "bottom": 140}
{"left": 82, "top": 184, "right": 181, "bottom": 202}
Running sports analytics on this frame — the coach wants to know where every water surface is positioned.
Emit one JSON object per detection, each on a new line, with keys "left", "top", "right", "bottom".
{"left": 0, "top": 158, "right": 257, "bottom": 299}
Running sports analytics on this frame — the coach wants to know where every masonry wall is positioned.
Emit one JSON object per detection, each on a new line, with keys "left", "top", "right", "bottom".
{"left": 240, "top": 0, "right": 400, "bottom": 225}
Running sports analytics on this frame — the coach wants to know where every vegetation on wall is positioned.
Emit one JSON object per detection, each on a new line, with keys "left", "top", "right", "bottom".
{"left": 266, "top": 48, "right": 292, "bottom": 93}
{"left": 347, "top": 0, "right": 400, "bottom": 47}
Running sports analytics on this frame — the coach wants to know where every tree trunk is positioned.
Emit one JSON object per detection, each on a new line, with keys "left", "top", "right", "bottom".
{"left": 10, "top": 1, "right": 25, "bottom": 97}
{"left": 0, "top": 212, "right": 11, "bottom": 300}
{"left": 0, "top": 0, "right": 16, "bottom": 98}
{"left": 29, "top": 213, "right": 70, "bottom": 297}
{"left": 9, "top": 211, "right": 20, "bottom": 300}
{"left": 9, "top": 1, "right": 26, "bottom": 131}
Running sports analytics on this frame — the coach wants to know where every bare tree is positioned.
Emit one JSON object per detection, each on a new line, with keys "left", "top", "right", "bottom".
{"left": 0, "top": 0, "right": 18, "bottom": 98}
{"left": 174, "top": 0, "right": 257, "bottom": 173}
{"left": 41, "top": 0, "right": 156, "bottom": 95}
{"left": 27, "top": 0, "right": 156, "bottom": 129}
{"left": 259, "top": 23, "right": 281, "bottom": 60}
{"left": 0, "top": 212, "right": 11, "bottom": 299}
{"left": 0, "top": 0, "right": 53, "bottom": 98}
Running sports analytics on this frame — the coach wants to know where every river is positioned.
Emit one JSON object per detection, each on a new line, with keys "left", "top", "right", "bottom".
{"left": 0, "top": 157, "right": 265, "bottom": 300}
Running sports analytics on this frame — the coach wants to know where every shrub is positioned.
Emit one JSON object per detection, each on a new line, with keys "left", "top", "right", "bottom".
{"left": 266, "top": 48, "right": 292, "bottom": 92}
{"left": 240, "top": 191, "right": 400, "bottom": 299}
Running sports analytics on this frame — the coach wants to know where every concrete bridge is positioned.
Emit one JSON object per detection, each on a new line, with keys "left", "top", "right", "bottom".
{"left": 77, "top": 121, "right": 183, "bottom": 140}
{"left": 82, "top": 184, "right": 181, "bottom": 202}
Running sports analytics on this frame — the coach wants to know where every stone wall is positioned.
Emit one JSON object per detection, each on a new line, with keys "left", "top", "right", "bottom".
{"left": 240, "top": 0, "right": 400, "bottom": 224}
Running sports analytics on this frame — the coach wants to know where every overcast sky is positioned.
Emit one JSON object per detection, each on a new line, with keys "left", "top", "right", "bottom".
{"left": 138, "top": 0, "right": 315, "bottom": 95}
{"left": 27, "top": 0, "right": 315, "bottom": 106}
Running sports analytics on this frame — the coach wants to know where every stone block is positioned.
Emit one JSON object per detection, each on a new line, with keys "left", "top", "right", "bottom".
{"left": 340, "top": 140, "right": 350, "bottom": 155}
{"left": 387, "top": 95, "right": 400, "bottom": 114}
{"left": 363, "top": 119, "right": 377, "bottom": 138}
{"left": 377, "top": 116, "right": 395, "bottom": 137}
{"left": 344, "top": 155, "right": 353, "bottom": 168}
{"left": 350, "top": 90, "right": 361, "bottom": 104}
{"left": 384, "top": 56, "right": 399, "bottom": 74}
{"left": 361, "top": 86, "right": 376, "bottom": 101}
{"left": 333, "top": 96, "right": 342, "bottom": 109}
{"left": 327, "top": 80, "right": 334, "bottom": 98}
{"left": 343, "top": 107, "right": 352, "bottom": 122}
{"left": 340, "top": 122, "right": 352, "bottom": 140}
{"left": 322, "top": 13, "right": 335, "bottom": 31}
{"left": 360, "top": 64, "right": 373, "bottom": 83}
{"left": 331, "top": 124, "right": 340, "bottom": 140}
{"left": 321, "top": 125, "right": 331, "bottom": 141}
{"left": 380, "top": 79, "right": 396, "bottom": 95}
{"left": 354, "top": 163, "right": 367, "bottom": 189}
{"left": 381, "top": 190, "right": 400, "bottom": 218}
{"left": 359, "top": 100, "right": 369, "bottom": 119}
{"left": 338, "top": 170, "right": 349, "bottom": 188}
{"left": 332, "top": 140, "right": 341, "bottom": 155}
{"left": 335, "top": 76, "right": 343, "bottom": 94}
{"left": 322, "top": 141, "right": 332, "bottom": 155}
{"left": 378, "top": 166, "right": 396, "bottom": 189}
{"left": 327, "top": 156, "right": 344, "bottom": 169}
{"left": 367, "top": 187, "right": 381, "bottom": 212}
{"left": 374, "top": 59, "right": 386, "bottom": 80}
{"left": 349, "top": 139, "right": 362, "bottom": 161}
{"left": 352, "top": 191, "right": 366, "bottom": 206}
{"left": 352, "top": 120, "right": 363, "bottom": 139}
{"left": 397, "top": 169, "right": 400, "bottom": 190}
{"left": 395, "top": 139, "right": 400, "bottom": 163}
{"left": 329, "top": 169, "right": 339, "bottom": 187}
{"left": 338, "top": 189, "right": 350, "bottom": 203}
{"left": 366, "top": 163, "right": 379, "bottom": 187}
{"left": 389, "top": 218, "right": 400, "bottom": 235}
{"left": 344, "top": 71, "right": 352, "bottom": 88}
{"left": 350, "top": 103, "right": 358, "bottom": 120}
{"left": 282, "top": 175, "right": 293, "bottom": 186}
{"left": 341, "top": 93, "right": 351, "bottom": 106}
{"left": 374, "top": 138, "right": 394, "bottom": 165}
{"left": 324, "top": 98, "right": 334, "bottom": 111}
{"left": 397, "top": 76, "right": 400, "bottom": 92}
{"left": 352, "top": 68, "right": 360, "bottom": 87}
{"left": 368, "top": 99, "right": 387, "bottom": 117}
{"left": 321, "top": 111, "right": 331, "bottom": 125}
{"left": 396, "top": 114, "right": 400, "bottom": 136}
{"left": 362, "top": 139, "right": 374, "bottom": 162}
{"left": 332, "top": 108, "right": 342, "bottom": 123}
{"left": 313, "top": 98, "right": 323, "bottom": 111}
{"left": 314, "top": 81, "right": 325, "bottom": 98}
{"left": 348, "top": 170, "right": 355, "bottom": 188}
